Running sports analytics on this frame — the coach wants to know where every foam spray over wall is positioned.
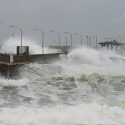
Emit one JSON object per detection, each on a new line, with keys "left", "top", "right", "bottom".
{"left": 0, "top": 37, "right": 58, "bottom": 54}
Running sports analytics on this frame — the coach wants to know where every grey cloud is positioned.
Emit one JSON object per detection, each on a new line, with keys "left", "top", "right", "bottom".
{"left": 0, "top": 0, "right": 125, "bottom": 42}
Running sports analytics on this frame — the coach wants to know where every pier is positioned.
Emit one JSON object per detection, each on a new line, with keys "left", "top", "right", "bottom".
{"left": 0, "top": 53, "right": 62, "bottom": 70}
{"left": 0, "top": 46, "right": 64, "bottom": 77}
{"left": 98, "top": 40, "right": 125, "bottom": 51}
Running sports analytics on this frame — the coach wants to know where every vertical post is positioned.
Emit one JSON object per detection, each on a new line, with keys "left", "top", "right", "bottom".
{"left": 7, "top": 66, "right": 10, "bottom": 79}
{"left": 80, "top": 35, "right": 83, "bottom": 46}
{"left": 10, "top": 53, "right": 13, "bottom": 63}
{"left": 71, "top": 34, "right": 73, "bottom": 46}
{"left": 59, "top": 33, "right": 61, "bottom": 46}
{"left": 89, "top": 36, "right": 91, "bottom": 47}
{"left": 64, "top": 32, "right": 68, "bottom": 46}
{"left": 66, "top": 34, "right": 67, "bottom": 46}
{"left": 50, "top": 31, "right": 61, "bottom": 46}
{"left": 10, "top": 25, "right": 23, "bottom": 54}
{"left": 21, "top": 28, "right": 22, "bottom": 53}
{"left": 86, "top": 35, "right": 89, "bottom": 46}
{"left": 95, "top": 36, "right": 98, "bottom": 48}
{"left": 33, "top": 29, "right": 44, "bottom": 54}
{"left": 42, "top": 32, "right": 44, "bottom": 54}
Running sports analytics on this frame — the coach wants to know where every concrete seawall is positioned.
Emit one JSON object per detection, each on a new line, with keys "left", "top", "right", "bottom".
{"left": 0, "top": 53, "right": 63, "bottom": 77}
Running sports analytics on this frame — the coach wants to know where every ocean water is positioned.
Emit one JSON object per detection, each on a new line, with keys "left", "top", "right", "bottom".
{"left": 0, "top": 47, "right": 125, "bottom": 125}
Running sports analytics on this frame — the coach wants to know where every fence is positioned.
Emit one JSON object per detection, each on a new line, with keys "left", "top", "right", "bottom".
{"left": 0, "top": 53, "right": 10, "bottom": 63}
{"left": 0, "top": 53, "right": 29, "bottom": 64}
{"left": 0, "top": 53, "right": 61, "bottom": 64}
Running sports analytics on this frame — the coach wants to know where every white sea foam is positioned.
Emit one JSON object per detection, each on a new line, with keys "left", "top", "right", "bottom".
{"left": 0, "top": 46, "right": 125, "bottom": 125}
{"left": 0, "top": 77, "right": 29, "bottom": 87}
{"left": 0, "top": 103, "right": 125, "bottom": 125}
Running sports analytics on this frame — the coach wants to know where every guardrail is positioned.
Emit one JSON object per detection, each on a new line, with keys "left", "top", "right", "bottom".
{"left": 0, "top": 53, "right": 10, "bottom": 63}
{"left": 13, "top": 55, "right": 29, "bottom": 63}
{"left": 0, "top": 53, "right": 29, "bottom": 64}
{"left": 0, "top": 53, "right": 62, "bottom": 64}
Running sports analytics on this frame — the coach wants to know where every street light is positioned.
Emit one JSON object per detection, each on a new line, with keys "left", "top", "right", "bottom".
{"left": 75, "top": 33, "right": 83, "bottom": 46}
{"left": 10, "top": 25, "right": 23, "bottom": 52}
{"left": 50, "top": 30, "right": 61, "bottom": 46}
{"left": 89, "top": 36, "right": 91, "bottom": 47}
{"left": 33, "top": 28, "right": 44, "bottom": 54}
{"left": 70, "top": 33, "right": 73, "bottom": 46}
{"left": 67, "top": 33, "right": 73, "bottom": 46}
{"left": 0, "top": 22, "right": 2, "bottom": 50}
{"left": 93, "top": 36, "right": 98, "bottom": 48}
{"left": 86, "top": 35, "right": 89, "bottom": 46}
{"left": 64, "top": 32, "right": 69, "bottom": 46}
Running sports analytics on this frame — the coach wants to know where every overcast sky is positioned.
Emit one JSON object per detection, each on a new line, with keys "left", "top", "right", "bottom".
{"left": 0, "top": 0, "right": 125, "bottom": 44}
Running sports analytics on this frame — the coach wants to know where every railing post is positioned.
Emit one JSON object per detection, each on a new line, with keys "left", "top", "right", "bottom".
{"left": 10, "top": 53, "right": 14, "bottom": 63}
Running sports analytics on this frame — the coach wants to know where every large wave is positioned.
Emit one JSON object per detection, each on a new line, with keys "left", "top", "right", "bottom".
{"left": 0, "top": 46, "right": 125, "bottom": 125}
{"left": 54, "top": 47, "right": 125, "bottom": 76}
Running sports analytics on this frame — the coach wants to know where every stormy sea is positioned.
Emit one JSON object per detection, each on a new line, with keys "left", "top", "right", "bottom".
{"left": 0, "top": 40, "right": 125, "bottom": 125}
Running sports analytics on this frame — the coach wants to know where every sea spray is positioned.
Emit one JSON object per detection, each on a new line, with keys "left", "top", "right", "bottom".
{"left": 0, "top": 37, "right": 58, "bottom": 54}
{"left": 54, "top": 47, "right": 125, "bottom": 76}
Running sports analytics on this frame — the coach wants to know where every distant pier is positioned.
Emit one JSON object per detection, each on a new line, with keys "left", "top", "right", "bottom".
{"left": 98, "top": 40, "right": 125, "bottom": 51}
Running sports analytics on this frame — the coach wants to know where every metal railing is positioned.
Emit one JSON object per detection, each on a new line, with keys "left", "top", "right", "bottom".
{"left": 0, "top": 53, "right": 10, "bottom": 63}
{"left": 0, "top": 53, "right": 29, "bottom": 64}
{"left": 0, "top": 53, "right": 62, "bottom": 64}
{"left": 13, "top": 55, "right": 29, "bottom": 63}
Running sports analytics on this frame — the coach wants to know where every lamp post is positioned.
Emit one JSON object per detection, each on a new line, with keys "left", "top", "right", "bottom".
{"left": 64, "top": 32, "right": 73, "bottom": 46}
{"left": 93, "top": 36, "right": 98, "bottom": 48}
{"left": 0, "top": 23, "right": 2, "bottom": 50}
{"left": 50, "top": 30, "right": 60, "bottom": 46}
{"left": 86, "top": 35, "right": 89, "bottom": 46}
{"left": 80, "top": 35, "right": 83, "bottom": 46}
{"left": 64, "top": 32, "right": 69, "bottom": 46}
{"left": 89, "top": 36, "right": 91, "bottom": 47}
{"left": 75, "top": 33, "right": 83, "bottom": 46}
{"left": 10, "top": 25, "right": 23, "bottom": 52}
{"left": 33, "top": 29, "right": 44, "bottom": 54}
{"left": 95, "top": 36, "right": 98, "bottom": 48}
{"left": 70, "top": 33, "right": 73, "bottom": 46}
